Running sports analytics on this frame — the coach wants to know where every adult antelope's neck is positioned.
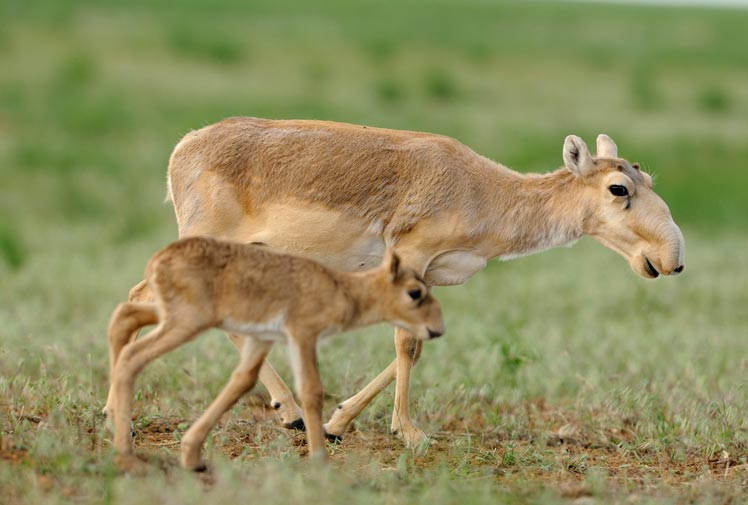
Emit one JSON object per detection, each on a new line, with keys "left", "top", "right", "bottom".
{"left": 481, "top": 165, "right": 589, "bottom": 260}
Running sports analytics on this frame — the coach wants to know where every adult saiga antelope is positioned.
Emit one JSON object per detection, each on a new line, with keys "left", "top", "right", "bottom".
{"left": 119, "top": 117, "right": 685, "bottom": 448}
{"left": 107, "top": 238, "right": 443, "bottom": 470}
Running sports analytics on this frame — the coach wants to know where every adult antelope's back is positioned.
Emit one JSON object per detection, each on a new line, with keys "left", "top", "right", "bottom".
{"left": 152, "top": 116, "right": 685, "bottom": 447}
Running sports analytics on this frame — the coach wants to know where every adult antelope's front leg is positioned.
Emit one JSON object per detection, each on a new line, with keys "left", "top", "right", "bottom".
{"left": 324, "top": 252, "right": 430, "bottom": 444}
{"left": 391, "top": 327, "right": 426, "bottom": 447}
{"left": 323, "top": 360, "right": 396, "bottom": 440}
{"left": 227, "top": 334, "right": 304, "bottom": 429}
{"left": 323, "top": 327, "right": 425, "bottom": 448}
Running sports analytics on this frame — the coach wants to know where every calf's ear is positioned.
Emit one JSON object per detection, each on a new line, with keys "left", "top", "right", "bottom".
{"left": 382, "top": 249, "right": 402, "bottom": 282}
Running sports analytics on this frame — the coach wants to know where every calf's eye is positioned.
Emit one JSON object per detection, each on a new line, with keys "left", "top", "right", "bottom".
{"left": 408, "top": 289, "right": 422, "bottom": 300}
{"left": 609, "top": 185, "right": 629, "bottom": 197}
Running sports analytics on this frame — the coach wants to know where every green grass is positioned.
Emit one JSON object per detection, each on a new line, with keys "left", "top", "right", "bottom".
{"left": 2, "top": 0, "right": 748, "bottom": 503}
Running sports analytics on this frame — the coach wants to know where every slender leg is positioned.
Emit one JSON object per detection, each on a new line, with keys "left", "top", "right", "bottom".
{"left": 103, "top": 302, "right": 159, "bottom": 418}
{"left": 102, "top": 279, "right": 155, "bottom": 417}
{"left": 181, "top": 337, "right": 272, "bottom": 471}
{"left": 324, "top": 328, "right": 426, "bottom": 448}
{"left": 111, "top": 321, "right": 199, "bottom": 463}
{"left": 323, "top": 360, "right": 396, "bottom": 439}
{"left": 226, "top": 333, "right": 303, "bottom": 428}
{"left": 390, "top": 328, "right": 426, "bottom": 447}
{"left": 287, "top": 339, "right": 326, "bottom": 460}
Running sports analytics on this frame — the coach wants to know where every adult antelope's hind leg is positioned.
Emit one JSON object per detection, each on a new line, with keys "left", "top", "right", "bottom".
{"left": 181, "top": 337, "right": 272, "bottom": 471}
{"left": 103, "top": 302, "right": 159, "bottom": 419}
{"left": 391, "top": 328, "right": 426, "bottom": 448}
{"left": 227, "top": 333, "right": 304, "bottom": 429}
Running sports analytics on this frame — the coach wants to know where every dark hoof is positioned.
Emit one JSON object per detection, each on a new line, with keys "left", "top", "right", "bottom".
{"left": 325, "top": 432, "right": 343, "bottom": 443}
{"left": 193, "top": 462, "right": 208, "bottom": 473}
{"left": 131, "top": 429, "right": 137, "bottom": 438}
{"left": 284, "top": 418, "right": 306, "bottom": 431}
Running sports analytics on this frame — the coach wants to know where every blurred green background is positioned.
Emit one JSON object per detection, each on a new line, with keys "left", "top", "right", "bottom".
{"left": 2, "top": 1, "right": 748, "bottom": 502}
{"left": 1, "top": 0, "right": 747, "bottom": 273}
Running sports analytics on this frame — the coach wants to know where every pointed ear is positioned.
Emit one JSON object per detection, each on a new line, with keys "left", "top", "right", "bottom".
{"left": 383, "top": 249, "right": 401, "bottom": 282}
{"left": 563, "top": 135, "right": 595, "bottom": 177}
{"left": 596, "top": 134, "right": 618, "bottom": 158}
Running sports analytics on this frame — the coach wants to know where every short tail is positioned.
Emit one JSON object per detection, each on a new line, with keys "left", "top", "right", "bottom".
{"left": 128, "top": 279, "right": 153, "bottom": 304}
{"left": 164, "top": 172, "right": 173, "bottom": 204}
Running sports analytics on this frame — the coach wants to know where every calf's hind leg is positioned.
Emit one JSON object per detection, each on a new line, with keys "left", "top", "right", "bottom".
{"left": 103, "top": 302, "right": 159, "bottom": 418}
{"left": 111, "top": 320, "right": 201, "bottom": 464}
{"left": 181, "top": 337, "right": 273, "bottom": 471}
{"left": 102, "top": 280, "right": 156, "bottom": 416}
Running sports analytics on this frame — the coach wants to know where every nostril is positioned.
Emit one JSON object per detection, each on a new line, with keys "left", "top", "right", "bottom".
{"left": 428, "top": 328, "right": 443, "bottom": 339}
{"left": 673, "top": 265, "right": 684, "bottom": 274}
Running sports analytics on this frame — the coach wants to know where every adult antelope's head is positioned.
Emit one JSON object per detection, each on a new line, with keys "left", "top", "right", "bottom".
{"left": 563, "top": 134, "right": 685, "bottom": 279}
{"left": 375, "top": 250, "right": 445, "bottom": 340}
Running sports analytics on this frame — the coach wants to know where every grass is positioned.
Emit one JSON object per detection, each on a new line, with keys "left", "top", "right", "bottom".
{"left": 1, "top": 0, "right": 748, "bottom": 503}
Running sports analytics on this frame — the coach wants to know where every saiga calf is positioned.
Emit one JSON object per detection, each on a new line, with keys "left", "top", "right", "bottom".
{"left": 105, "top": 237, "right": 444, "bottom": 470}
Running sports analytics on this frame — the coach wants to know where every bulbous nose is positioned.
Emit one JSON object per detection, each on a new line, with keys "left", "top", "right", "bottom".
{"left": 428, "top": 328, "right": 443, "bottom": 339}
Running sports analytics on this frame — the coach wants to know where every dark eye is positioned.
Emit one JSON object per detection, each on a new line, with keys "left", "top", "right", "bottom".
{"left": 407, "top": 289, "right": 422, "bottom": 300}
{"left": 609, "top": 185, "right": 629, "bottom": 197}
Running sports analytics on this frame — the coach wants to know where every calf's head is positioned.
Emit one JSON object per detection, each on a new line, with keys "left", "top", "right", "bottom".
{"left": 376, "top": 251, "right": 445, "bottom": 340}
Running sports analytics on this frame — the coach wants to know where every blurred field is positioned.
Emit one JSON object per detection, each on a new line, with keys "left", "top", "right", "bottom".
{"left": 1, "top": 1, "right": 748, "bottom": 503}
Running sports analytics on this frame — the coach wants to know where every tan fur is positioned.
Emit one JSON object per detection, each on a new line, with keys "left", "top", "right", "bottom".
{"left": 105, "top": 237, "right": 443, "bottom": 471}
{"left": 156, "top": 117, "right": 685, "bottom": 447}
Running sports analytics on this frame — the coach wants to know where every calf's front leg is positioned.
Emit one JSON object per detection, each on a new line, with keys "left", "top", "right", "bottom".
{"left": 287, "top": 338, "right": 326, "bottom": 460}
{"left": 181, "top": 337, "right": 272, "bottom": 471}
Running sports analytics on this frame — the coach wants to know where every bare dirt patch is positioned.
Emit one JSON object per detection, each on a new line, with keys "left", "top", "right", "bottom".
{"left": 4, "top": 397, "right": 748, "bottom": 499}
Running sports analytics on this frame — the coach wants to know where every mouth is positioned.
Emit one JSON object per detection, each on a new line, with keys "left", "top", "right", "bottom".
{"left": 427, "top": 328, "right": 443, "bottom": 339}
{"left": 643, "top": 257, "right": 660, "bottom": 278}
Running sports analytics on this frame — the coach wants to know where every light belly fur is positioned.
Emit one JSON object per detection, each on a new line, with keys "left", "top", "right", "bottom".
{"left": 221, "top": 313, "right": 288, "bottom": 342}
{"left": 218, "top": 200, "right": 488, "bottom": 285}
{"left": 239, "top": 201, "right": 387, "bottom": 272}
